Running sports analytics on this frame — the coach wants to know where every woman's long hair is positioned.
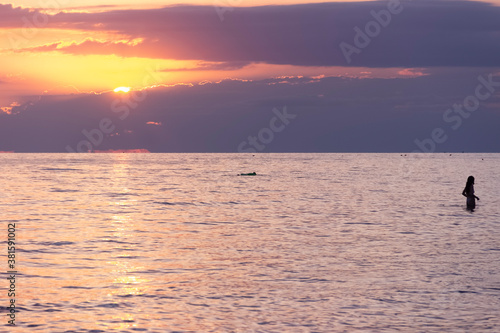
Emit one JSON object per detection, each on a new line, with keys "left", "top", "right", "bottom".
{"left": 465, "top": 176, "right": 475, "bottom": 194}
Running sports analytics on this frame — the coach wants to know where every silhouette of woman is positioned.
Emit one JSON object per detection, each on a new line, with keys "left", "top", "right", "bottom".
{"left": 462, "top": 176, "right": 480, "bottom": 211}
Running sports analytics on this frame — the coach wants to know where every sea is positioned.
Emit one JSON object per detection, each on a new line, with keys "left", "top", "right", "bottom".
{"left": 1, "top": 153, "right": 499, "bottom": 332}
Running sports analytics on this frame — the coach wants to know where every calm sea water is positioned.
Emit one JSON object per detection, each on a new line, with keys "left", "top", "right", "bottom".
{"left": 1, "top": 153, "right": 499, "bottom": 332}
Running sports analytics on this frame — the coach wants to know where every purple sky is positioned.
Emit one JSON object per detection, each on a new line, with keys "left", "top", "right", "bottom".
{"left": 1, "top": 1, "right": 499, "bottom": 152}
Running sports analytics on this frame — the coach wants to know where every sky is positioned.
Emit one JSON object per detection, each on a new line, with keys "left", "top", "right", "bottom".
{"left": 0, "top": 0, "right": 500, "bottom": 152}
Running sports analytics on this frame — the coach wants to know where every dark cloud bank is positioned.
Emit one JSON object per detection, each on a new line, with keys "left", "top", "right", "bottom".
{"left": 1, "top": 72, "right": 499, "bottom": 152}
{"left": 4, "top": 0, "right": 500, "bottom": 67}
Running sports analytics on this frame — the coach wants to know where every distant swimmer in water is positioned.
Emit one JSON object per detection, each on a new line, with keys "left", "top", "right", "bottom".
{"left": 239, "top": 172, "right": 256, "bottom": 176}
{"left": 462, "top": 176, "right": 480, "bottom": 211}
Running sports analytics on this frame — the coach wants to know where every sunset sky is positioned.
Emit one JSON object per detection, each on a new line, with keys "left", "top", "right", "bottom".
{"left": 1, "top": 0, "right": 500, "bottom": 152}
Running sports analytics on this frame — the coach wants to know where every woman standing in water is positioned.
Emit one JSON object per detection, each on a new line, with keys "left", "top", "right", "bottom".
{"left": 462, "top": 176, "right": 480, "bottom": 211}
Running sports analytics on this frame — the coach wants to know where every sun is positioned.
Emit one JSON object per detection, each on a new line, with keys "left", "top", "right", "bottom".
{"left": 114, "top": 87, "right": 131, "bottom": 93}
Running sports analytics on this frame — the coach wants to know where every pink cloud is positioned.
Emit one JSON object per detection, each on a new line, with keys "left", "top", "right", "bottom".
{"left": 94, "top": 149, "right": 150, "bottom": 153}
{"left": 398, "top": 68, "right": 428, "bottom": 77}
{"left": 0, "top": 4, "right": 42, "bottom": 28}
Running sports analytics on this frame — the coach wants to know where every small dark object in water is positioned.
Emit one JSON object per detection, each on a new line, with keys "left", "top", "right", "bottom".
{"left": 239, "top": 172, "right": 256, "bottom": 176}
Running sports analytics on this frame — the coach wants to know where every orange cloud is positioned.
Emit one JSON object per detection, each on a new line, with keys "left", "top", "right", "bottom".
{"left": 1, "top": 102, "right": 21, "bottom": 115}
{"left": 16, "top": 38, "right": 150, "bottom": 57}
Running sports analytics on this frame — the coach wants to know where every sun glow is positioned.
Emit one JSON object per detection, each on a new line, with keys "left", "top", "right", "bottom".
{"left": 114, "top": 87, "right": 131, "bottom": 93}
